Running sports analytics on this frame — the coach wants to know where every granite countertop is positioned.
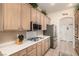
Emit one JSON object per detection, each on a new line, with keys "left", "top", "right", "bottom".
{"left": 0, "top": 35, "right": 50, "bottom": 56}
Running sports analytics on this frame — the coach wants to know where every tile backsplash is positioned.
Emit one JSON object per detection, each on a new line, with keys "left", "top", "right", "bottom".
{"left": 26, "top": 30, "right": 43, "bottom": 39}
{"left": 0, "top": 30, "right": 43, "bottom": 44}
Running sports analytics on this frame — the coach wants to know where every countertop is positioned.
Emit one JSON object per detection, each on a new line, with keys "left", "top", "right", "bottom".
{"left": 0, "top": 36, "right": 50, "bottom": 56}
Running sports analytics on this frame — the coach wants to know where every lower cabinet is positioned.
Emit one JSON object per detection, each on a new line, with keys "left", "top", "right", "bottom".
{"left": 41, "top": 38, "right": 50, "bottom": 56}
{"left": 27, "top": 44, "right": 37, "bottom": 56}
{"left": 10, "top": 48, "right": 27, "bottom": 56}
{"left": 27, "top": 49, "right": 37, "bottom": 56}
{"left": 45, "top": 38, "right": 50, "bottom": 52}
{"left": 18, "top": 49, "right": 27, "bottom": 56}
{"left": 37, "top": 42, "right": 42, "bottom": 56}
{"left": 10, "top": 37, "right": 50, "bottom": 56}
{"left": 41, "top": 40, "right": 45, "bottom": 55}
{"left": 75, "top": 39, "right": 79, "bottom": 55}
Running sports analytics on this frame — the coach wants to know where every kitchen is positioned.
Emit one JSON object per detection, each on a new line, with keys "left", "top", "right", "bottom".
{"left": 0, "top": 3, "right": 54, "bottom": 56}
{"left": 0, "top": 3, "right": 79, "bottom": 56}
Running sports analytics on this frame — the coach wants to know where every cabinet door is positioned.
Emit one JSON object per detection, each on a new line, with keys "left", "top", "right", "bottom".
{"left": 36, "top": 10, "right": 41, "bottom": 24}
{"left": 43, "top": 15, "right": 47, "bottom": 30}
{"left": 18, "top": 48, "right": 27, "bottom": 56}
{"left": 37, "top": 42, "right": 42, "bottom": 56}
{"left": 21, "top": 4, "right": 31, "bottom": 30}
{"left": 31, "top": 8, "right": 37, "bottom": 23}
{"left": 41, "top": 13, "right": 47, "bottom": 30}
{"left": 27, "top": 44, "right": 36, "bottom": 53}
{"left": 3, "top": 4, "right": 21, "bottom": 30}
{"left": 45, "top": 38, "right": 50, "bottom": 52}
{"left": 40, "top": 13, "right": 44, "bottom": 30}
{"left": 27, "top": 49, "right": 37, "bottom": 56}
{"left": 41, "top": 40, "right": 45, "bottom": 55}
{"left": 0, "top": 4, "right": 3, "bottom": 31}
{"left": 75, "top": 12, "right": 78, "bottom": 40}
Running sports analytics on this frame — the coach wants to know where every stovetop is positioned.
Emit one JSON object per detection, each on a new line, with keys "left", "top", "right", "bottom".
{"left": 27, "top": 37, "right": 42, "bottom": 41}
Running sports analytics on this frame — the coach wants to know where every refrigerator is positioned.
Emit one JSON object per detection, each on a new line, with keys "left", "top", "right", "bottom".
{"left": 43, "top": 25, "right": 57, "bottom": 49}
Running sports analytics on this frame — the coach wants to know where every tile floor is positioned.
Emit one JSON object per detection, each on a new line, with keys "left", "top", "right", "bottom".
{"left": 45, "top": 40, "right": 78, "bottom": 56}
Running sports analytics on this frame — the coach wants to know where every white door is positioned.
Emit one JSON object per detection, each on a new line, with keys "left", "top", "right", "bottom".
{"left": 59, "top": 17, "right": 74, "bottom": 42}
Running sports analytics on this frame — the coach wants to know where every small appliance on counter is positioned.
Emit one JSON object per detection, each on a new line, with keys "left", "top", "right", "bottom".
{"left": 16, "top": 34, "right": 24, "bottom": 45}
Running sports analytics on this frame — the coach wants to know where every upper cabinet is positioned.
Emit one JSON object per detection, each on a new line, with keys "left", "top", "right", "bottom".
{"left": 36, "top": 10, "right": 41, "bottom": 25}
{"left": 40, "top": 13, "right": 47, "bottom": 30}
{"left": 3, "top": 4, "right": 21, "bottom": 30}
{"left": 31, "top": 8, "right": 37, "bottom": 23}
{"left": 0, "top": 3, "right": 31, "bottom": 31}
{"left": 21, "top": 4, "right": 31, "bottom": 30}
{"left": 0, "top": 4, "right": 3, "bottom": 31}
{"left": 43, "top": 15, "right": 47, "bottom": 30}
{"left": 40, "top": 13, "right": 44, "bottom": 30}
{"left": 0, "top": 3, "right": 48, "bottom": 31}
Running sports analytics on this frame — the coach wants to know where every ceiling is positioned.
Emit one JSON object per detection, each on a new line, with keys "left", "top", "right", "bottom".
{"left": 38, "top": 3, "right": 77, "bottom": 14}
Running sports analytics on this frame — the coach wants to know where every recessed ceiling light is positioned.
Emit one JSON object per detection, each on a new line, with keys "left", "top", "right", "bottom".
{"left": 50, "top": 3, "right": 55, "bottom": 6}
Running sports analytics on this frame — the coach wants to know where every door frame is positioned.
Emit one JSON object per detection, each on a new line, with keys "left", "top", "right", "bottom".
{"left": 58, "top": 17, "right": 75, "bottom": 48}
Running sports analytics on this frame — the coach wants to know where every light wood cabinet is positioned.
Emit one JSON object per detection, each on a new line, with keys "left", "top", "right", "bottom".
{"left": 40, "top": 13, "right": 44, "bottom": 30}
{"left": 27, "top": 49, "right": 37, "bottom": 56}
{"left": 27, "top": 44, "right": 36, "bottom": 52}
{"left": 41, "top": 38, "right": 50, "bottom": 56}
{"left": 0, "top": 3, "right": 31, "bottom": 31}
{"left": 0, "top": 3, "right": 48, "bottom": 31}
{"left": 75, "top": 11, "right": 79, "bottom": 55}
{"left": 0, "top": 4, "right": 3, "bottom": 31}
{"left": 3, "top": 4, "right": 21, "bottom": 30}
{"left": 41, "top": 40, "right": 45, "bottom": 55}
{"left": 27, "top": 44, "right": 37, "bottom": 56}
{"left": 10, "top": 37, "right": 50, "bottom": 56}
{"left": 43, "top": 15, "right": 47, "bottom": 30}
{"left": 21, "top": 4, "right": 31, "bottom": 30}
{"left": 37, "top": 42, "right": 42, "bottom": 56}
{"left": 45, "top": 38, "right": 50, "bottom": 52}
{"left": 18, "top": 48, "right": 27, "bottom": 56}
{"left": 40, "top": 13, "right": 47, "bottom": 30}
{"left": 31, "top": 8, "right": 37, "bottom": 23}
{"left": 36, "top": 10, "right": 41, "bottom": 25}
{"left": 11, "top": 48, "right": 27, "bottom": 56}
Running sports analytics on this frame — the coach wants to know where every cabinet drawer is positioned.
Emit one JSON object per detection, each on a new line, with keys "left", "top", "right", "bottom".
{"left": 27, "top": 49, "right": 37, "bottom": 56}
{"left": 37, "top": 45, "right": 42, "bottom": 56}
{"left": 18, "top": 48, "right": 27, "bottom": 56}
{"left": 27, "top": 44, "right": 36, "bottom": 52}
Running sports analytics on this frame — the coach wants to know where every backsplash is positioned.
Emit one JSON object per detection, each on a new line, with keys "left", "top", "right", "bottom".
{"left": 26, "top": 30, "right": 43, "bottom": 39}
{"left": 0, "top": 30, "right": 43, "bottom": 44}
{"left": 0, "top": 31, "right": 26, "bottom": 44}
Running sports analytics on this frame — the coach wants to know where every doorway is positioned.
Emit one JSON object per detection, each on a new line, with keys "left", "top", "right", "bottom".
{"left": 59, "top": 17, "right": 74, "bottom": 42}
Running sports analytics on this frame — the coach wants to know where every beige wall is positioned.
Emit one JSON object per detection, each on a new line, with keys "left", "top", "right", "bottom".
{"left": 0, "top": 31, "right": 26, "bottom": 44}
